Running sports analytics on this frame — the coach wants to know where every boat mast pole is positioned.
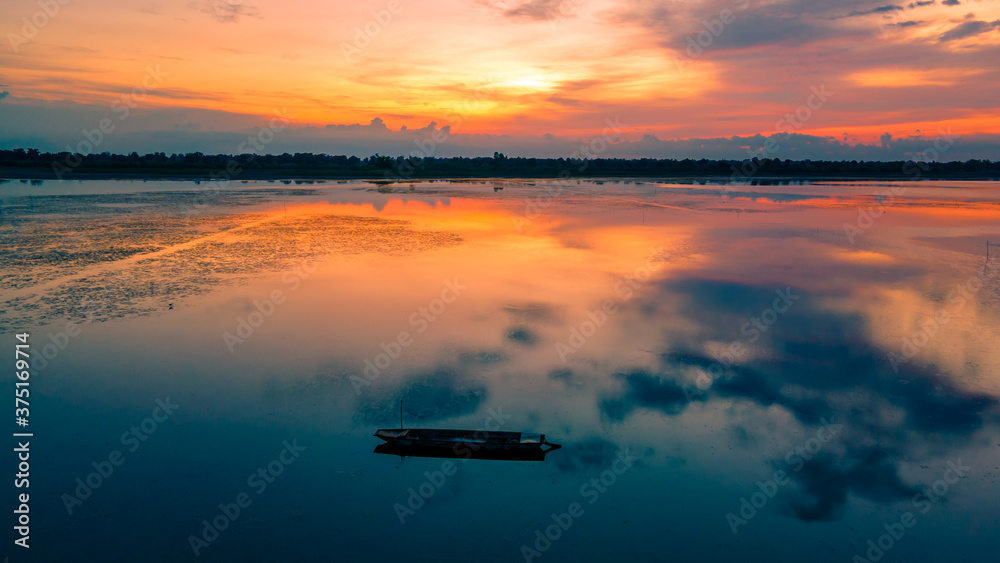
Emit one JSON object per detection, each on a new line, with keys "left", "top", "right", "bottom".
{"left": 400, "top": 400, "right": 403, "bottom": 429}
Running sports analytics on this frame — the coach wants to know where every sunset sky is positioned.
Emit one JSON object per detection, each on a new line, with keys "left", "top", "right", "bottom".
{"left": 2, "top": 0, "right": 999, "bottom": 158}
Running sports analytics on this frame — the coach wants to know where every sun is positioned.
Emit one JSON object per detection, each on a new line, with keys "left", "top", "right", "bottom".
{"left": 497, "top": 74, "right": 559, "bottom": 92}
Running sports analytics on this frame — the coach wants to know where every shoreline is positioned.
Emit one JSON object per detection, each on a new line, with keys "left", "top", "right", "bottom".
{"left": 3, "top": 170, "right": 1000, "bottom": 182}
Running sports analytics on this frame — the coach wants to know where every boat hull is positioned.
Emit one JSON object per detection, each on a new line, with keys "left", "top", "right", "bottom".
{"left": 373, "top": 428, "right": 560, "bottom": 461}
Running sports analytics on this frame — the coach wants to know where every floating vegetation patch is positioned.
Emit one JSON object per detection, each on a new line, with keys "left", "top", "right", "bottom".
{"left": 505, "top": 326, "right": 538, "bottom": 345}
{"left": 0, "top": 189, "right": 463, "bottom": 331}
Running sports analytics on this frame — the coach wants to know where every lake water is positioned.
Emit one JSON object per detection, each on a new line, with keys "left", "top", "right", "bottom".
{"left": 2, "top": 178, "right": 999, "bottom": 562}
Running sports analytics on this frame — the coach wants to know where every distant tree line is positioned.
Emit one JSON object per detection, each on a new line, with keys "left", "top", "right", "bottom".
{"left": 1, "top": 149, "right": 998, "bottom": 180}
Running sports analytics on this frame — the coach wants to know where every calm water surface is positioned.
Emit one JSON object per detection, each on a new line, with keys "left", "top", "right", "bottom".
{"left": 2, "top": 178, "right": 998, "bottom": 562}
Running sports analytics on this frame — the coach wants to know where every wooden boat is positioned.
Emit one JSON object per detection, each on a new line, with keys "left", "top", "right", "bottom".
{"left": 374, "top": 428, "right": 562, "bottom": 461}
